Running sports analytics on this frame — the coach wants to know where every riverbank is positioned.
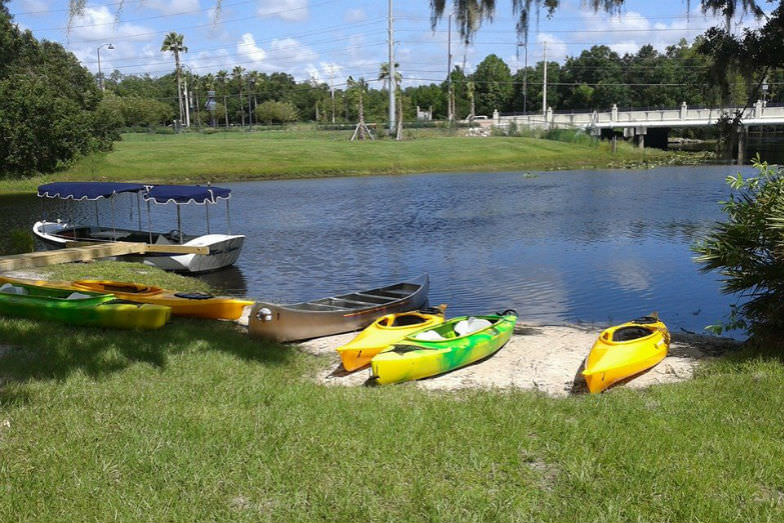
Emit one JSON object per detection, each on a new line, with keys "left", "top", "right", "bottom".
{"left": 4, "top": 262, "right": 784, "bottom": 521}
{"left": 0, "top": 129, "right": 711, "bottom": 195}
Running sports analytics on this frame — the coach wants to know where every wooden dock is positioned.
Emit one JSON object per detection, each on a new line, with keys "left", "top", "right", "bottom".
{"left": 0, "top": 242, "right": 209, "bottom": 272}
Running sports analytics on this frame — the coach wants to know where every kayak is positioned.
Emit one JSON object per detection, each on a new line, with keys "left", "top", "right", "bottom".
{"left": 336, "top": 306, "right": 447, "bottom": 372}
{"left": 0, "top": 277, "right": 252, "bottom": 320}
{"left": 0, "top": 281, "right": 170, "bottom": 329}
{"left": 369, "top": 310, "right": 517, "bottom": 385}
{"left": 582, "top": 314, "right": 670, "bottom": 394}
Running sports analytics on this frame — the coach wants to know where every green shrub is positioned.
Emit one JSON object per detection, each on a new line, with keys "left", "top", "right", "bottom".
{"left": 254, "top": 101, "right": 299, "bottom": 125}
{"left": 694, "top": 156, "right": 784, "bottom": 337}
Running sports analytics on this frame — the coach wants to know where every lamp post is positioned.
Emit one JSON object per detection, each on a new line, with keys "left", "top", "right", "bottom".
{"left": 96, "top": 43, "right": 114, "bottom": 91}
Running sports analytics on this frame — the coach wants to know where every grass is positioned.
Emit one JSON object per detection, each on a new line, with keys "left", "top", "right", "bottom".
{"left": 0, "top": 129, "right": 682, "bottom": 194}
{"left": 0, "top": 262, "right": 783, "bottom": 521}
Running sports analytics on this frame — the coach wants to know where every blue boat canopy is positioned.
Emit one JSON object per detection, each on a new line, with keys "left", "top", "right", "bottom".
{"left": 37, "top": 182, "right": 147, "bottom": 200}
{"left": 144, "top": 185, "right": 232, "bottom": 205}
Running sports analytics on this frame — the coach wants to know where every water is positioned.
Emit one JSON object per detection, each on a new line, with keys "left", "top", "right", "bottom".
{"left": 5, "top": 165, "right": 755, "bottom": 335}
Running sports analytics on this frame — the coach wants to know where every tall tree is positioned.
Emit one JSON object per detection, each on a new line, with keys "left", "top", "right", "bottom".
{"left": 160, "top": 32, "right": 187, "bottom": 126}
{"left": 232, "top": 65, "right": 245, "bottom": 126}
{"left": 473, "top": 54, "right": 513, "bottom": 115}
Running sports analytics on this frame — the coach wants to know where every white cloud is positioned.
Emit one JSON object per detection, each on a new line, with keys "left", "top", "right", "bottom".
{"left": 268, "top": 38, "right": 317, "bottom": 64}
{"left": 143, "top": 0, "right": 200, "bottom": 16}
{"left": 257, "top": 0, "right": 308, "bottom": 22}
{"left": 237, "top": 33, "right": 267, "bottom": 66}
{"left": 344, "top": 8, "right": 366, "bottom": 23}
{"left": 68, "top": 6, "right": 153, "bottom": 43}
{"left": 537, "top": 33, "right": 567, "bottom": 64}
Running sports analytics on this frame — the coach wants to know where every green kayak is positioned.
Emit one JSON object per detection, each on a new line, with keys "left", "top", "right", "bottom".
{"left": 370, "top": 310, "right": 518, "bottom": 385}
{"left": 0, "top": 281, "right": 171, "bottom": 329}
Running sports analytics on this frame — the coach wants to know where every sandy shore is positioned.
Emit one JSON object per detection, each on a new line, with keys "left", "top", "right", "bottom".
{"left": 298, "top": 323, "right": 740, "bottom": 396}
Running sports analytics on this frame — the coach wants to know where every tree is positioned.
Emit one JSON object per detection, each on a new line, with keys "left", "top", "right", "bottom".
{"left": 379, "top": 62, "right": 403, "bottom": 139}
{"left": 255, "top": 100, "right": 298, "bottom": 125}
{"left": 160, "top": 32, "right": 187, "bottom": 126}
{"left": 233, "top": 65, "right": 245, "bottom": 126}
{"left": 694, "top": 157, "right": 784, "bottom": 339}
{"left": 429, "top": 1, "right": 764, "bottom": 43}
{"left": 0, "top": 0, "right": 117, "bottom": 176}
{"left": 472, "top": 54, "right": 513, "bottom": 115}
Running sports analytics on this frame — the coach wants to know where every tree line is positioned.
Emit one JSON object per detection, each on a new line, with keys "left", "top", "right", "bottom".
{"left": 101, "top": 36, "right": 783, "bottom": 132}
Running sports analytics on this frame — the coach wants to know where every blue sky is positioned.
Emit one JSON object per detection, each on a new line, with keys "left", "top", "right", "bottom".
{"left": 5, "top": 0, "right": 767, "bottom": 88}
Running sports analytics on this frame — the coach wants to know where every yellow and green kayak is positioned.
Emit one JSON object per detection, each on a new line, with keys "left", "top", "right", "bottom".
{"left": 0, "top": 277, "right": 252, "bottom": 320}
{"left": 0, "top": 281, "right": 170, "bottom": 329}
{"left": 370, "top": 310, "right": 517, "bottom": 385}
{"left": 582, "top": 314, "right": 670, "bottom": 394}
{"left": 336, "top": 306, "right": 447, "bottom": 372}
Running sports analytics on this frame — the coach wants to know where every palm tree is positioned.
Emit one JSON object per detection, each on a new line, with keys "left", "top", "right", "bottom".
{"left": 429, "top": 0, "right": 765, "bottom": 43}
{"left": 216, "top": 69, "right": 229, "bottom": 127}
{"left": 233, "top": 65, "right": 245, "bottom": 126}
{"left": 161, "top": 32, "right": 188, "bottom": 126}
{"left": 379, "top": 62, "right": 403, "bottom": 139}
{"left": 348, "top": 76, "right": 373, "bottom": 141}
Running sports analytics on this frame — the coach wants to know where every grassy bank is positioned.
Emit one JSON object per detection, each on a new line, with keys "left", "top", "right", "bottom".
{"left": 0, "top": 262, "right": 782, "bottom": 521}
{"left": 0, "top": 129, "right": 696, "bottom": 194}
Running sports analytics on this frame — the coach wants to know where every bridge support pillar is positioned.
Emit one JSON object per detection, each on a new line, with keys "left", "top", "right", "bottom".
{"left": 737, "top": 126, "right": 747, "bottom": 165}
{"left": 635, "top": 127, "right": 647, "bottom": 149}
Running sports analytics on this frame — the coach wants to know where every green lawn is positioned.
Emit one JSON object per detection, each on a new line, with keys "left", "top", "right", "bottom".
{"left": 0, "top": 129, "right": 689, "bottom": 194}
{"left": 0, "top": 262, "right": 781, "bottom": 521}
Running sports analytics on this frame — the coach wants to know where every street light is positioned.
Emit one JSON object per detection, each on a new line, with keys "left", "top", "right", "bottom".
{"left": 96, "top": 43, "right": 114, "bottom": 91}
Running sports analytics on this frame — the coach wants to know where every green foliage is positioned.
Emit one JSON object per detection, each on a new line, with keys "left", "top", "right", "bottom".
{"left": 254, "top": 100, "right": 299, "bottom": 125}
{"left": 0, "top": 4, "right": 118, "bottom": 177}
{"left": 694, "top": 155, "right": 784, "bottom": 337}
{"left": 98, "top": 94, "right": 174, "bottom": 128}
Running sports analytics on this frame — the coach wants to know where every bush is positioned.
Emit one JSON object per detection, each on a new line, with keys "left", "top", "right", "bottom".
{"left": 254, "top": 101, "right": 299, "bottom": 125}
{"left": 694, "top": 156, "right": 784, "bottom": 337}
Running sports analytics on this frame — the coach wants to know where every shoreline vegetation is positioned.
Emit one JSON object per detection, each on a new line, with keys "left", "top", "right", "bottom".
{"left": 0, "top": 129, "right": 714, "bottom": 195}
{"left": 2, "top": 262, "right": 783, "bottom": 521}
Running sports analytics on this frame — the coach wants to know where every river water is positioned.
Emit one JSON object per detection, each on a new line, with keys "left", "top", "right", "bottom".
{"left": 4, "top": 165, "right": 755, "bottom": 335}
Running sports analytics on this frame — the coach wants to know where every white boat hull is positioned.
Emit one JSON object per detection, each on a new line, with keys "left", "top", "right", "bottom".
{"left": 33, "top": 221, "right": 244, "bottom": 273}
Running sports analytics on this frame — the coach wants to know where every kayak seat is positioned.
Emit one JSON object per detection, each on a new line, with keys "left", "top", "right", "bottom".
{"left": 612, "top": 326, "right": 653, "bottom": 342}
{"left": 66, "top": 292, "right": 93, "bottom": 300}
{"left": 174, "top": 292, "right": 215, "bottom": 300}
{"left": 454, "top": 317, "right": 492, "bottom": 337}
{"left": 0, "top": 283, "right": 27, "bottom": 295}
{"left": 391, "top": 315, "right": 427, "bottom": 327}
{"left": 414, "top": 330, "right": 447, "bottom": 341}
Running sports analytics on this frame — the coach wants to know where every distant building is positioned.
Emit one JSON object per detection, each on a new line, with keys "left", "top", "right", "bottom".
{"left": 416, "top": 105, "right": 432, "bottom": 121}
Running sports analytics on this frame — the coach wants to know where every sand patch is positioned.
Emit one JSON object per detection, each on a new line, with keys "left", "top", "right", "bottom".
{"left": 298, "top": 323, "right": 740, "bottom": 396}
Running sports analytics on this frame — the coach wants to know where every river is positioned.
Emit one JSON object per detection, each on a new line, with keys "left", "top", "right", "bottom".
{"left": 4, "top": 165, "right": 755, "bottom": 335}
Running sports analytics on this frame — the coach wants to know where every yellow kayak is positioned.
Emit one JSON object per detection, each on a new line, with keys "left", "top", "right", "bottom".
{"left": 0, "top": 277, "right": 253, "bottom": 320}
{"left": 582, "top": 314, "right": 670, "bottom": 394}
{"left": 336, "top": 306, "right": 446, "bottom": 372}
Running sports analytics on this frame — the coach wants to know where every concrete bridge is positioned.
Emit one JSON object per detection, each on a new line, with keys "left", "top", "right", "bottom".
{"left": 491, "top": 100, "right": 784, "bottom": 158}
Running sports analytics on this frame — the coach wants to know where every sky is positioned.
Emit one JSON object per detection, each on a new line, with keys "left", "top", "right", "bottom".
{"left": 4, "top": 0, "right": 768, "bottom": 89}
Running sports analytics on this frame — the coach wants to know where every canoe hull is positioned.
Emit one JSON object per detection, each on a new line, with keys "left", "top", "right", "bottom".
{"left": 336, "top": 308, "right": 446, "bottom": 372}
{"left": 248, "top": 276, "right": 429, "bottom": 342}
{"left": 370, "top": 312, "right": 517, "bottom": 385}
{"left": 582, "top": 316, "right": 670, "bottom": 394}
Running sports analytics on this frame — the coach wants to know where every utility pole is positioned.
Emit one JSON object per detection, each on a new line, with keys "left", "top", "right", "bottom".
{"left": 542, "top": 42, "right": 548, "bottom": 122}
{"left": 447, "top": 13, "right": 454, "bottom": 124}
{"left": 183, "top": 75, "right": 191, "bottom": 128}
{"left": 387, "top": 0, "right": 396, "bottom": 133}
{"left": 523, "top": 42, "right": 528, "bottom": 114}
{"left": 330, "top": 68, "right": 336, "bottom": 124}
